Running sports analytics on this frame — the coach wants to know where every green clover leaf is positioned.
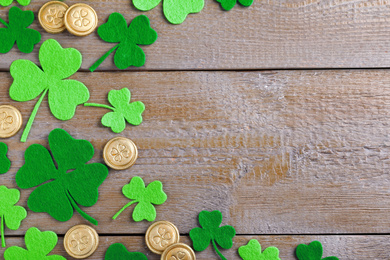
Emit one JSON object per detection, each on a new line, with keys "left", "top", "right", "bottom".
{"left": 215, "top": 0, "right": 253, "bottom": 11}
{"left": 0, "top": 0, "right": 30, "bottom": 7}
{"left": 15, "top": 128, "right": 108, "bottom": 225}
{"left": 105, "top": 243, "right": 148, "bottom": 260}
{"left": 189, "top": 210, "right": 236, "bottom": 260}
{"left": 89, "top": 14, "right": 157, "bottom": 71}
{"left": 9, "top": 39, "right": 89, "bottom": 142}
{"left": 0, "top": 142, "right": 11, "bottom": 174}
{"left": 133, "top": 0, "right": 204, "bottom": 24}
{"left": 85, "top": 88, "right": 145, "bottom": 133}
{"left": 4, "top": 227, "right": 65, "bottom": 260}
{"left": 238, "top": 239, "right": 280, "bottom": 260}
{"left": 296, "top": 241, "right": 339, "bottom": 260}
{"left": 0, "top": 186, "right": 27, "bottom": 248}
{"left": 0, "top": 7, "right": 40, "bottom": 53}
{"left": 112, "top": 176, "right": 167, "bottom": 222}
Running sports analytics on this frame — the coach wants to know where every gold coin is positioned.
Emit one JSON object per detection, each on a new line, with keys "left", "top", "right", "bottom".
{"left": 38, "top": 1, "right": 69, "bottom": 34}
{"left": 64, "top": 3, "right": 98, "bottom": 36}
{"left": 161, "top": 243, "right": 196, "bottom": 260}
{"left": 64, "top": 225, "right": 99, "bottom": 259}
{"left": 103, "top": 137, "right": 138, "bottom": 170}
{"left": 0, "top": 105, "right": 22, "bottom": 138}
{"left": 146, "top": 221, "right": 180, "bottom": 254}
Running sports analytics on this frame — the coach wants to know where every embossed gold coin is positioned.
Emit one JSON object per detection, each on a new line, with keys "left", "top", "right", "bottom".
{"left": 64, "top": 3, "right": 98, "bottom": 36}
{"left": 146, "top": 221, "right": 180, "bottom": 254}
{"left": 38, "top": 1, "right": 69, "bottom": 34}
{"left": 64, "top": 225, "right": 99, "bottom": 259}
{"left": 0, "top": 105, "right": 22, "bottom": 138}
{"left": 161, "top": 243, "right": 196, "bottom": 260}
{"left": 103, "top": 137, "right": 138, "bottom": 170}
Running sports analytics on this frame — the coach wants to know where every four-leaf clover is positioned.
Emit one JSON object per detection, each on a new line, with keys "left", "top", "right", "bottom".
{"left": 112, "top": 176, "right": 167, "bottom": 221}
{"left": 15, "top": 128, "right": 109, "bottom": 225}
{"left": 4, "top": 227, "right": 65, "bottom": 260}
{"left": 216, "top": 0, "right": 253, "bottom": 11}
{"left": 189, "top": 210, "right": 236, "bottom": 260}
{"left": 0, "top": 6, "right": 41, "bottom": 53}
{"left": 105, "top": 243, "right": 148, "bottom": 260}
{"left": 0, "top": 142, "right": 11, "bottom": 174}
{"left": 9, "top": 39, "right": 89, "bottom": 142}
{"left": 85, "top": 88, "right": 145, "bottom": 133}
{"left": 0, "top": 186, "right": 27, "bottom": 247}
{"left": 89, "top": 13, "right": 157, "bottom": 71}
{"left": 239, "top": 239, "right": 280, "bottom": 260}
{"left": 296, "top": 241, "right": 339, "bottom": 260}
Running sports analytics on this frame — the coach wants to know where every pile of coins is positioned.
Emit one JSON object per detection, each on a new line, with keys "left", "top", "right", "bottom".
{"left": 38, "top": 1, "right": 98, "bottom": 36}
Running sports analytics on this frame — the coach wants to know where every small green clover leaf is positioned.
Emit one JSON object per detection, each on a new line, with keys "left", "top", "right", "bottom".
{"left": 239, "top": 239, "right": 281, "bottom": 260}
{"left": 0, "top": 0, "right": 30, "bottom": 7}
{"left": 0, "top": 186, "right": 27, "bottom": 248}
{"left": 0, "top": 142, "right": 11, "bottom": 174}
{"left": 9, "top": 39, "right": 89, "bottom": 142}
{"left": 133, "top": 0, "right": 204, "bottom": 24}
{"left": 189, "top": 210, "right": 236, "bottom": 260}
{"left": 89, "top": 13, "right": 157, "bottom": 71}
{"left": 112, "top": 176, "right": 167, "bottom": 222}
{"left": 85, "top": 88, "right": 145, "bottom": 133}
{"left": 4, "top": 227, "right": 66, "bottom": 260}
{"left": 15, "top": 128, "right": 109, "bottom": 225}
{"left": 0, "top": 7, "right": 41, "bottom": 53}
{"left": 216, "top": 0, "right": 253, "bottom": 11}
{"left": 296, "top": 241, "right": 339, "bottom": 260}
{"left": 105, "top": 243, "right": 148, "bottom": 260}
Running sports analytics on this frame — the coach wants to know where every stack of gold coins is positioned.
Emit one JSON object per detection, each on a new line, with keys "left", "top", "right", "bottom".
{"left": 103, "top": 137, "right": 138, "bottom": 170}
{"left": 64, "top": 225, "right": 99, "bottom": 259}
{"left": 0, "top": 105, "right": 22, "bottom": 139}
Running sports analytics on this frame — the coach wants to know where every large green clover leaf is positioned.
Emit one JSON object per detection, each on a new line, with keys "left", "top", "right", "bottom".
{"left": 0, "top": 7, "right": 40, "bottom": 53}
{"left": 0, "top": 0, "right": 30, "bottom": 7}
{"left": 238, "top": 239, "right": 280, "bottom": 260}
{"left": 4, "top": 227, "right": 65, "bottom": 260}
{"left": 133, "top": 0, "right": 204, "bottom": 24}
{"left": 0, "top": 186, "right": 27, "bottom": 247}
{"left": 105, "top": 243, "right": 148, "bottom": 260}
{"left": 216, "top": 0, "right": 253, "bottom": 11}
{"left": 112, "top": 176, "right": 167, "bottom": 222}
{"left": 89, "top": 14, "right": 157, "bottom": 71}
{"left": 15, "top": 128, "right": 108, "bottom": 225}
{"left": 296, "top": 241, "right": 339, "bottom": 260}
{"left": 9, "top": 39, "right": 89, "bottom": 142}
{"left": 0, "top": 142, "right": 11, "bottom": 174}
{"left": 189, "top": 210, "right": 236, "bottom": 260}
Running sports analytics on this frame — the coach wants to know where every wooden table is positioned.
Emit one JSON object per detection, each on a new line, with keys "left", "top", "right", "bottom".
{"left": 1, "top": 0, "right": 390, "bottom": 259}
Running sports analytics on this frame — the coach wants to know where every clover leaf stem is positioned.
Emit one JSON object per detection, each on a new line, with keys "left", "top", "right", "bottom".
{"left": 112, "top": 200, "right": 137, "bottom": 220}
{"left": 212, "top": 239, "right": 227, "bottom": 260}
{"left": 84, "top": 103, "right": 115, "bottom": 111}
{"left": 20, "top": 89, "right": 48, "bottom": 142}
{"left": 65, "top": 190, "right": 98, "bottom": 225}
{"left": 1, "top": 215, "right": 4, "bottom": 247}
{"left": 0, "top": 18, "right": 8, "bottom": 28}
{"left": 89, "top": 45, "right": 119, "bottom": 72}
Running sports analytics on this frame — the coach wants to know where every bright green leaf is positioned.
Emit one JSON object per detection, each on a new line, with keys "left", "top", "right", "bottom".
{"left": 296, "top": 241, "right": 339, "bottom": 260}
{"left": 0, "top": 143, "right": 11, "bottom": 174}
{"left": 105, "top": 243, "right": 148, "bottom": 260}
{"left": 215, "top": 0, "right": 253, "bottom": 11}
{"left": 238, "top": 239, "right": 281, "bottom": 260}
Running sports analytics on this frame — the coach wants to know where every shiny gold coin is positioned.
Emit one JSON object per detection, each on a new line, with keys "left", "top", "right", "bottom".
{"left": 38, "top": 1, "right": 69, "bottom": 34}
{"left": 0, "top": 105, "right": 22, "bottom": 138}
{"left": 64, "top": 225, "right": 99, "bottom": 259}
{"left": 146, "top": 221, "right": 180, "bottom": 254}
{"left": 103, "top": 137, "right": 138, "bottom": 170}
{"left": 64, "top": 3, "right": 98, "bottom": 36}
{"left": 161, "top": 243, "right": 196, "bottom": 260}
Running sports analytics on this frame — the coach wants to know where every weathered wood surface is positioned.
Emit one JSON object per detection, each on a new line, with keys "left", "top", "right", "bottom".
{"left": 2, "top": 0, "right": 390, "bottom": 70}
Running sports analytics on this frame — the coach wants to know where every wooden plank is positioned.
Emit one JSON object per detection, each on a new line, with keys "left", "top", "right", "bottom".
{"left": 1, "top": 70, "right": 390, "bottom": 235}
{"left": 2, "top": 0, "right": 390, "bottom": 70}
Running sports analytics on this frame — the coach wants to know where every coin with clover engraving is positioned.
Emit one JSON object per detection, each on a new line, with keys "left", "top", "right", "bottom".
{"left": 64, "top": 225, "right": 99, "bottom": 259}
{"left": 64, "top": 3, "right": 98, "bottom": 36}
{"left": 38, "top": 1, "right": 69, "bottom": 34}
{"left": 146, "top": 221, "right": 180, "bottom": 255}
{"left": 0, "top": 105, "right": 22, "bottom": 138}
{"left": 161, "top": 243, "right": 196, "bottom": 260}
{"left": 103, "top": 137, "right": 138, "bottom": 170}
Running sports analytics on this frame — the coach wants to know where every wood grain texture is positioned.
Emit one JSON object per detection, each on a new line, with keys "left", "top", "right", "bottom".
{"left": 2, "top": 0, "right": 390, "bottom": 70}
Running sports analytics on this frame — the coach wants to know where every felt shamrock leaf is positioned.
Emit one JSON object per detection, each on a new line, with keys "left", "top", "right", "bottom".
{"left": 0, "top": 0, "right": 30, "bottom": 7}
{"left": 133, "top": 0, "right": 204, "bottom": 24}
{"left": 89, "top": 14, "right": 157, "bottom": 71}
{"left": 190, "top": 210, "right": 236, "bottom": 260}
{"left": 4, "top": 227, "right": 66, "bottom": 260}
{"left": 296, "top": 241, "right": 339, "bottom": 260}
{"left": 0, "top": 186, "right": 27, "bottom": 247}
{"left": 112, "top": 176, "right": 167, "bottom": 221}
{"left": 0, "top": 142, "right": 11, "bottom": 174}
{"left": 239, "top": 239, "right": 280, "bottom": 260}
{"left": 105, "top": 243, "right": 148, "bottom": 260}
{"left": 0, "top": 6, "right": 41, "bottom": 53}
{"left": 15, "top": 128, "right": 109, "bottom": 225}
{"left": 9, "top": 39, "right": 89, "bottom": 142}
{"left": 84, "top": 88, "right": 145, "bottom": 133}
{"left": 216, "top": 0, "right": 253, "bottom": 11}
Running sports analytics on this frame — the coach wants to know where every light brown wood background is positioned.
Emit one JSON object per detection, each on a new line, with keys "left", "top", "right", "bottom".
{"left": 1, "top": 0, "right": 390, "bottom": 259}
